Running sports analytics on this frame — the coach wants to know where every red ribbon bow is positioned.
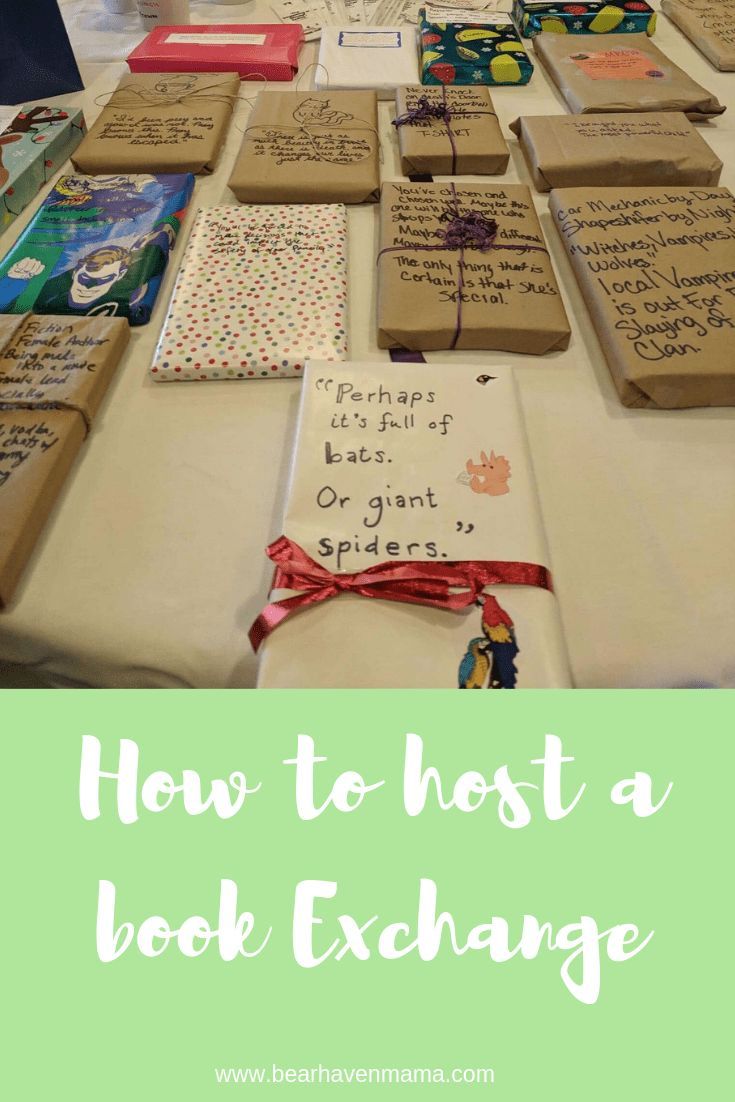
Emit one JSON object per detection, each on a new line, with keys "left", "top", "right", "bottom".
{"left": 249, "top": 536, "right": 553, "bottom": 652}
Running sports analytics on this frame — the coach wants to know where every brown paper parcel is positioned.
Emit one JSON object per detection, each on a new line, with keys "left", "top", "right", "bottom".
{"left": 228, "top": 90, "right": 380, "bottom": 204}
{"left": 395, "top": 86, "right": 509, "bottom": 177}
{"left": 71, "top": 71, "right": 240, "bottom": 175}
{"left": 377, "top": 181, "right": 570, "bottom": 354}
{"left": 661, "top": 0, "right": 735, "bottom": 72}
{"left": 0, "top": 314, "right": 129, "bottom": 606}
{"left": 549, "top": 187, "right": 735, "bottom": 408}
{"left": 510, "top": 113, "right": 723, "bottom": 192}
{"left": 533, "top": 33, "right": 726, "bottom": 122}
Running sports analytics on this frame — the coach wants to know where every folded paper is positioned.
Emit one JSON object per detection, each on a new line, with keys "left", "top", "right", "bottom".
{"left": 661, "top": 0, "right": 735, "bottom": 72}
{"left": 0, "top": 313, "right": 129, "bottom": 606}
{"left": 151, "top": 204, "right": 348, "bottom": 381}
{"left": 127, "top": 24, "right": 304, "bottom": 81}
{"left": 394, "top": 85, "right": 509, "bottom": 176}
{"left": 316, "top": 27, "right": 420, "bottom": 99}
{"left": 419, "top": 9, "right": 533, "bottom": 86}
{"left": 513, "top": 1, "right": 656, "bottom": 38}
{"left": 0, "top": 173, "right": 194, "bottom": 326}
{"left": 533, "top": 32, "right": 726, "bottom": 120}
{"left": 1, "top": 106, "right": 86, "bottom": 236}
{"left": 255, "top": 361, "right": 571, "bottom": 687}
{"left": 377, "top": 181, "right": 570, "bottom": 354}
{"left": 228, "top": 90, "right": 380, "bottom": 204}
{"left": 510, "top": 112, "right": 722, "bottom": 191}
{"left": 550, "top": 186, "right": 735, "bottom": 408}
{"left": 71, "top": 72, "right": 240, "bottom": 175}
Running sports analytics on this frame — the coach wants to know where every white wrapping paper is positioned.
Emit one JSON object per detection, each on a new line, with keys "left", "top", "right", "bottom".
{"left": 257, "top": 361, "right": 571, "bottom": 687}
{"left": 151, "top": 205, "right": 348, "bottom": 381}
{"left": 316, "top": 26, "right": 421, "bottom": 99}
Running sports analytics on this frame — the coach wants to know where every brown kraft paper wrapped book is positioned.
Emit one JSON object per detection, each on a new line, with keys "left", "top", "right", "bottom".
{"left": 0, "top": 314, "right": 129, "bottom": 606}
{"left": 71, "top": 72, "right": 240, "bottom": 175}
{"left": 549, "top": 187, "right": 735, "bottom": 409}
{"left": 228, "top": 91, "right": 380, "bottom": 204}
{"left": 377, "top": 181, "right": 570, "bottom": 354}
{"left": 661, "top": 0, "right": 735, "bottom": 72}
{"left": 533, "top": 33, "right": 726, "bottom": 121}
{"left": 510, "top": 113, "right": 722, "bottom": 192}
{"left": 394, "top": 86, "right": 509, "bottom": 177}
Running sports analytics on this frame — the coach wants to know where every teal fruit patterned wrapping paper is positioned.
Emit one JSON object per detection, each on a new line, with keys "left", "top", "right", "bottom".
{"left": 512, "top": 1, "right": 656, "bottom": 39}
{"left": 420, "top": 11, "right": 534, "bottom": 85}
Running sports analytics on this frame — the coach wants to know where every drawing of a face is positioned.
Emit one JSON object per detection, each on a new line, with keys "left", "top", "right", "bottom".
{"left": 465, "top": 450, "right": 511, "bottom": 496}
{"left": 69, "top": 247, "right": 130, "bottom": 305}
{"left": 154, "top": 75, "right": 198, "bottom": 95}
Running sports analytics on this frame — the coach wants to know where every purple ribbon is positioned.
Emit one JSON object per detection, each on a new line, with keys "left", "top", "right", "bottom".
{"left": 392, "top": 88, "right": 497, "bottom": 176}
{"left": 378, "top": 183, "right": 550, "bottom": 351}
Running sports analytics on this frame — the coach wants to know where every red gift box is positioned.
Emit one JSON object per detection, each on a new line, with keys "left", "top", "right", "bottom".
{"left": 126, "top": 24, "right": 304, "bottom": 81}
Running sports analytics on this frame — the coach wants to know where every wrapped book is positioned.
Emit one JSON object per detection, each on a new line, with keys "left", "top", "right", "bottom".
{"left": 151, "top": 205, "right": 348, "bottom": 381}
{"left": 254, "top": 361, "right": 571, "bottom": 687}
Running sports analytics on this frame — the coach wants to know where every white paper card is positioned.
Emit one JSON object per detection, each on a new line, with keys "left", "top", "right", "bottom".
{"left": 164, "top": 32, "right": 268, "bottom": 45}
{"left": 257, "top": 361, "right": 571, "bottom": 687}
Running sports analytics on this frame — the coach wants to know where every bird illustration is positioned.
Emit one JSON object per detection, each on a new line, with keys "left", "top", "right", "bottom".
{"left": 481, "top": 595, "right": 519, "bottom": 689}
{"left": 458, "top": 637, "right": 491, "bottom": 688}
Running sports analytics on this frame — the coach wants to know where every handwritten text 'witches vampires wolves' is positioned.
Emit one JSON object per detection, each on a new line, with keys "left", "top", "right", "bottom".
{"left": 80, "top": 735, "right": 672, "bottom": 1006}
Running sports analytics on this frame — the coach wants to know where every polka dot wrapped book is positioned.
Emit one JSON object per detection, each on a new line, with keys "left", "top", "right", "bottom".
{"left": 150, "top": 204, "right": 348, "bottom": 382}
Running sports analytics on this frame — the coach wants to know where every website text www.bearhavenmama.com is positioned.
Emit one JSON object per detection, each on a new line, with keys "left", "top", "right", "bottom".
{"left": 215, "top": 1066, "right": 495, "bottom": 1086}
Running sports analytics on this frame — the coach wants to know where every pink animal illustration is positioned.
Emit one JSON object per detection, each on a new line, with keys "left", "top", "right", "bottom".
{"left": 466, "top": 450, "right": 511, "bottom": 496}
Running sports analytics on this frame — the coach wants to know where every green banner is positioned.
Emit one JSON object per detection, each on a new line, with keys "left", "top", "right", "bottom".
{"left": 2, "top": 690, "right": 731, "bottom": 1098}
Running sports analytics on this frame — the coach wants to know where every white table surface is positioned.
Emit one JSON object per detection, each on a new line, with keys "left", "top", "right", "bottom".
{"left": 0, "top": 0, "right": 733, "bottom": 687}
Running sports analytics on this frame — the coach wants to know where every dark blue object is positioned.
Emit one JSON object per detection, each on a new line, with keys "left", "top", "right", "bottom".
{"left": 0, "top": 1, "right": 83, "bottom": 103}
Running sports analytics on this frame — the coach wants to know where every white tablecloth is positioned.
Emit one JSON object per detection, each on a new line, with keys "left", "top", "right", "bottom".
{"left": 0, "top": 0, "right": 733, "bottom": 687}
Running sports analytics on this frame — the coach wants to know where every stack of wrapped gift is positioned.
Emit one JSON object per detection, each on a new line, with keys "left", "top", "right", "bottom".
{"left": 0, "top": 106, "right": 85, "bottom": 235}
{"left": 229, "top": 90, "right": 380, "bottom": 204}
{"left": 377, "top": 181, "right": 570, "bottom": 354}
{"left": 533, "top": 32, "right": 726, "bottom": 119}
{"left": 510, "top": 113, "right": 722, "bottom": 191}
{"left": 0, "top": 173, "right": 194, "bottom": 326}
{"left": 0, "top": 313, "right": 129, "bottom": 606}
{"left": 661, "top": 0, "right": 735, "bottom": 71}
{"left": 513, "top": 0, "right": 656, "bottom": 38}
{"left": 253, "top": 361, "right": 571, "bottom": 688}
{"left": 394, "top": 85, "right": 510, "bottom": 176}
{"left": 550, "top": 186, "right": 735, "bottom": 408}
{"left": 151, "top": 205, "right": 347, "bottom": 381}
{"left": 72, "top": 72, "right": 240, "bottom": 175}
{"left": 419, "top": 8, "right": 533, "bottom": 86}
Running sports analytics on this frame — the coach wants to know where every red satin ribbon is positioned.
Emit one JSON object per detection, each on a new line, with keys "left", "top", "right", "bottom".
{"left": 249, "top": 535, "right": 553, "bottom": 652}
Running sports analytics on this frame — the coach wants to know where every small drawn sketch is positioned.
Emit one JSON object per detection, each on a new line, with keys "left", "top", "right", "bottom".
{"left": 293, "top": 98, "right": 354, "bottom": 127}
{"left": 462, "top": 450, "right": 511, "bottom": 496}
{"left": 154, "top": 75, "right": 199, "bottom": 96}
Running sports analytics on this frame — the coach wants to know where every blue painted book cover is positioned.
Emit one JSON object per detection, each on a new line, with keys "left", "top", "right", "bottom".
{"left": 0, "top": 173, "right": 194, "bottom": 325}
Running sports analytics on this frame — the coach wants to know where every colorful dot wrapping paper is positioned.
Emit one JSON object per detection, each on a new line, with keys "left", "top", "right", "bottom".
{"left": 512, "top": 1, "right": 656, "bottom": 39}
{"left": 150, "top": 205, "right": 348, "bottom": 382}
{"left": 419, "top": 9, "right": 534, "bottom": 86}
